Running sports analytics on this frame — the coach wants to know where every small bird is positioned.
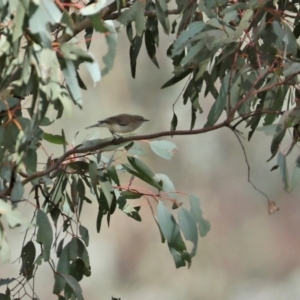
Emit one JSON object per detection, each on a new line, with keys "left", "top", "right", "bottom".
{"left": 86, "top": 114, "right": 149, "bottom": 138}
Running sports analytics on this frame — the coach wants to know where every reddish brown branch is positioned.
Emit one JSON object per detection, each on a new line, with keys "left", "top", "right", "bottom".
{"left": 20, "top": 120, "right": 227, "bottom": 186}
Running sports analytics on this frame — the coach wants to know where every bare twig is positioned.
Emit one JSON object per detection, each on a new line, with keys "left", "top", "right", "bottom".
{"left": 231, "top": 127, "right": 269, "bottom": 200}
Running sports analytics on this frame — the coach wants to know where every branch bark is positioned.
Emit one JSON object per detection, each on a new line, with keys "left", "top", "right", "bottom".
{"left": 57, "top": 2, "right": 180, "bottom": 44}
{"left": 21, "top": 120, "right": 228, "bottom": 186}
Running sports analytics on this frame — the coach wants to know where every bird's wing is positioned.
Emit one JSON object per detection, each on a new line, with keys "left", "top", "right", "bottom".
{"left": 116, "top": 118, "right": 130, "bottom": 126}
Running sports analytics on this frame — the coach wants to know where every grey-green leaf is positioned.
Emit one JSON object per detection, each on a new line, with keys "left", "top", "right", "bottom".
{"left": 149, "top": 140, "right": 177, "bottom": 160}
{"left": 36, "top": 209, "right": 53, "bottom": 261}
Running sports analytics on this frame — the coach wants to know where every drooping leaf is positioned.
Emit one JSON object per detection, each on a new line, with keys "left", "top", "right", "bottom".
{"left": 277, "top": 151, "right": 288, "bottom": 191}
{"left": 170, "top": 112, "right": 178, "bottom": 132}
{"left": 189, "top": 195, "right": 211, "bottom": 237}
{"left": 102, "top": 20, "right": 117, "bottom": 76}
{"left": 205, "top": 72, "right": 230, "bottom": 127}
{"left": 61, "top": 274, "right": 84, "bottom": 300}
{"left": 79, "top": 225, "right": 89, "bottom": 247}
{"left": 36, "top": 209, "right": 53, "bottom": 261}
{"left": 178, "top": 208, "right": 198, "bottom": 257}
{"left": 11, "top": 180, "right": 24, "bottom": 202}
{"left": 289, "top": 155, "right": 300, "bottom": 192}
{"left": 43, "top": 133, "right": 67, "bottom": 145}
{"left": 155, "top": 0, "right": 170, "bottom": 34}
{"left": 80, "top": 0, "right": 107, "bottom": 16}
{"left": 29, "top": 0, "right": 62, "bottom": 47}
{"left": 155, "top": 174, "right": 177, "bottom": 199}
{"left": 124, "top": 156, "right": 161, "bottom": 189}
{"left": 149, "top": 140, "right": 177, "bottom": 160}
{"left": 157, "top": 201, "right": 188, "bottom": 268}
{"left": 145, "top": 29, "right": 159, "bottom": 68}
{"left": 130, "top": 35, "right": 143, "bottom": 78}
{"left": 20, "top": 241, "right": 36, "bottom": 280}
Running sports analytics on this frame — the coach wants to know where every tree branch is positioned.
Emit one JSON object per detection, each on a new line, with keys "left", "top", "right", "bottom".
{"left": 106, "top": 8, "right": 180, "bottom": 20}
{"left": 20, "top": 120, "right": 227, "bottom": 186}
{"left": 57, "top": 2, "right": 180, "bottom": 43}
{"left": 57, "top": 0, "right": 120, "bottom": 43}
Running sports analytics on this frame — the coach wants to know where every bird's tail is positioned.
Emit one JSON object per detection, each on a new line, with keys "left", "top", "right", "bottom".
{"left": 85, "top": 124, "right": 98, "bottom": 129}
{"left": 85, "top": 121, "right": 105, "bottom": 129}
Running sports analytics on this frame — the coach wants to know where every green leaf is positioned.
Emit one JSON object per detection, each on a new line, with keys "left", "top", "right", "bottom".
{"left": 80, "top": 0, "right": 107, "bottom": 15}
{"left": 107, "top": 166, "right": 120, "bottom": 185}
{"left": 84, "top": 53, "right": 101, "bottom": 85}
{"left": 51, "top": 172, "right": 67, "bottom": 205}
{"left": 11, "top": 180, "right": 24, "bottom": 201}
{"left": 157, "top": 202, "right": 189, "bottom": 267}
{"left": 169, "top": 247, "right": 186, "bottom": 268}
{"left": 88, "top": 161, "right": 98, "bottom": 185}
{"left": 161, "top": 69, "right": 192, "bottom": 89}
{"left": 172, "top": 21, "right": 206, "bottom": 55}
{"left": 289, "top": 156, "right": 300, "bottom": 192}
{"left": 157, "top": 201, "right": 186, "bottom": 250}
{"left": 145, "top": 29, "right": 159, "bottom": 68}
{"left": 79, "top": 225, "right": 89, "bottom": 247}
{"left": 62, "top": 59, "right": 82, "bottom": 107}
{"left": 43, "top": 133, "right": 67, "bottom": 145}
{"left": 130, "top": 35, "right": 143, "bottom": 78}
{"left": 13, "top": 2, "right": 26, "bottom": 41}
{"left": 61, "top": 12, "right": 74, "bottom": 36}
{"left": 23, "top": 149, "right": 37, "bottom": 175}
{"left": 20, "top": 241, "right": 36, "bottom": 280}
{"left": 149, "top": 140, "right": 177, "bottom": 160}
{"left": 100, "top": 179, "right": 113, "bottom": 208}
{"left": 180, "top": 40, "right": 205, "bottom": 66}
{"left": 270, "top": 125, "right": 286, "bottom": 159}
{"left": 189, "top": 195, "right": 211, "bottom": 237}
{"left": 118, "top": 1, "right": 146, "bottom": 36}
{"left": 0, "top": 293, "right": 10, "bottom": 300}
{"left": 96, "top": 206, "right": 104, "bottom": 233}
{"left": 121, "top": 191, "right": 142, "bottom": 199}
{"left": 126, "top": 142, "right": 148, "bottom": 156}
{"left": 205, "top": 72, "right": 229, "bottom": 127}
{"left": 155, "top": 174, "right": 176, "bottom": 199}
{"left": 283, "top": 61, "right": 300, "bottom": 77}
{"left": 178, "top": 208, "right": 198, "bottom": 257}
{"left": 29, "top": 0, "right": 62, "bottom": 47}
{"left": 155, "top": 0, "right": 170, "bottom": 34}
{"left": 277, "top": 152, "right": 288, "bottom": 191}
{"left": 232, "top": 9, "right": 253, "bottom": 40}
{"left": 170, "top": 112, "right": 178, "bottom": 132}
{"left": 125, "top": 156, "right": 161, "bottom": 189}
{"left": 102, "top": 20, "right": 117, "bottom": 76}
{"left": 0, "top": 278, "right": 15, "bottom": 287}
{"left": 0, "top": 97, "right": 20, "bottom": 112}
{"left": 36, "top": 209, "right": 53, "bottom": 261}
{"left": 61, "top": 274, "right": 84, "bottom": 300}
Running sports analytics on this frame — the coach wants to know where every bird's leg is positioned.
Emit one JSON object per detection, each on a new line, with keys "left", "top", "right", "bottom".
{"left": 110, "top": 131, "right": 124, "bottom": 144}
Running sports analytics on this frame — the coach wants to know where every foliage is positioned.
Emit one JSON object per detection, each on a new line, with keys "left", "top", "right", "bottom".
{"left": 0, "top": 0, "right": 299, "bottom": 298}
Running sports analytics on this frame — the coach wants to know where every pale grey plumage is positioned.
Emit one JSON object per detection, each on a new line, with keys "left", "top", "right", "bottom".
{"left": 86, "top": 114, "right": 149, "bottom": 136}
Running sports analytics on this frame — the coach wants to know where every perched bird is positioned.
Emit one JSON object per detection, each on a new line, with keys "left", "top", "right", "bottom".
{"left": 86, "top": 114, "right": 149, "bottom": 137}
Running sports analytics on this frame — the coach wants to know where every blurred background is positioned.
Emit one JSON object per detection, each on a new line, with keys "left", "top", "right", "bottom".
{"left": 2, "top": 23, "right": 300, "bottom": 300}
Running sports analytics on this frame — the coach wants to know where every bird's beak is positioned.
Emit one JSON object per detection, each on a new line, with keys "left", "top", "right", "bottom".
{"left": 143, "top": 119, "right": 149, "bottom": 122}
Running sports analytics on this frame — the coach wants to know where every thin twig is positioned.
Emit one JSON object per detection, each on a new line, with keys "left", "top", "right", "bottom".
{"left": 230, "top": 126, "right": 270, "bottom": 202}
